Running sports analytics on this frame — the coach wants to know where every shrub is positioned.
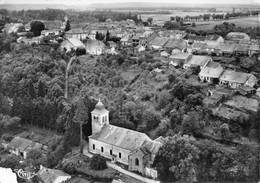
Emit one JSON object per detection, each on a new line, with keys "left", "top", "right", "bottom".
{"left": 90, "top": 154, "right": 107, "bottom": 170}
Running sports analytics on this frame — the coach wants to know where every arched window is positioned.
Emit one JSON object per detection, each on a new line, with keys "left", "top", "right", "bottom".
{"left": 135, "top": 158, "right": 139, "bottom": 166}
{"left": 119, "top": 152, "right": 121, "bottom": 159}
{"left": 101, "top": 147, "right": 104, "bottom": 153}
{"left": 105, "top": 116, "right": 107, "bottom": 122}
{"left": 93, "top": 144, "right": 95, "bottom": 150}
{"left": 110, "top": 150, "right": 113, "bottom": 155}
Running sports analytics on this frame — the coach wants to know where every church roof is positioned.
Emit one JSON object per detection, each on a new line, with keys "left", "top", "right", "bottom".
{"left": 91, "top": 101, "right": 109, "bottom": 114}
{"left": 89, "top": 124, "right": 151, "bottom": 151}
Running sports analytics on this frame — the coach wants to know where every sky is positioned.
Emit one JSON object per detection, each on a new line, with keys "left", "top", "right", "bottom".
{"left": 1, "top": 0, "right": 259, "bottom": 5}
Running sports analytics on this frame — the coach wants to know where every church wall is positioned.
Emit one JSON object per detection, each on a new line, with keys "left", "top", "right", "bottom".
{"left": 89, "top": 138, "right": 131, "bottom": 166}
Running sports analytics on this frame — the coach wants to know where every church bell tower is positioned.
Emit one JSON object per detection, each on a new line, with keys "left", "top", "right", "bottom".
{"left": 91, "top": 100, "right": 109, "bottom": 134}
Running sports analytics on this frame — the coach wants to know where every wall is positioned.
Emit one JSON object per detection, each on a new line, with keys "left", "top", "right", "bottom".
{"left": 89, "top": 138, "right": 131, "bottom": 165}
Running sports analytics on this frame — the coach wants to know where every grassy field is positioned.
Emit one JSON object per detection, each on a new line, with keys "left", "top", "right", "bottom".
{"left": 191, "top": 16, "right": 260, "bottom": 30}
{"left": 141, "top": 11, "right": 226, "bottom": 21}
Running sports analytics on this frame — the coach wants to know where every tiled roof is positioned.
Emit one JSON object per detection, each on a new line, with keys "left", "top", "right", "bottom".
{"left": 140, "top": 140, "right": 162, "bottom": 155}
{"left": 163, "top": 39, "right": 187, "bottom": 50}
{"left": 205, "top": 34, "right": 221, "bottom": 41}
{"left": 149, "top": 37, "right": 169, "bottom": 46}
{"left": 219, "top": 70, "right": 252, "bottom": 84}
{"left": 199, "top": 62, "right": 223, "bottom": 78}
{"left": 169, "top": 52, "right": 190, "bottom": 60}
{"left": 8, "top": 137, "right": 42, "bottom": 152}
{"left": 38, "top": 166, "right": 70, "bottom": 183}
{"left": 89, "top": 124, "right": 151, "bottom": 151}
{"left": 67, "top": 38, "right": 85, "bottom": 47}
{"left": 234, "top": 44, "right": 248, "bottom": 52}
{"left": 186, "top": 55, "right": 211, "bottom": 67}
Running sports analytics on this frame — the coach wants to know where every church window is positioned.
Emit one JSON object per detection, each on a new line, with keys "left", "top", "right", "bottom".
{"left": 105, "top": 116, "right": 107, "bottom": 122}
{"left": 101, "top": 147, "right": 104, "bottom": 153}
{"left": 102, "top": 116, "right": 104, "bottom": 123}
{"left": 119, "top": 152, "right": 121, "bottom": 159}
{"left": 135, "top": 158, "right": 139, "bottom": 166}
{"left": 110, "top": 150, "right": 113, "bottom": 155}
{"left": 93, "top": 144, "right": 95, "bottom": 150}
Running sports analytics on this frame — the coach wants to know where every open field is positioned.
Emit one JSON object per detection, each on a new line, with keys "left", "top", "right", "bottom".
{"left": 191, "top": 16, "right": 260, "bottom": 30}
{"left": 141, "top": 11, "right": 227, "bottom": 21}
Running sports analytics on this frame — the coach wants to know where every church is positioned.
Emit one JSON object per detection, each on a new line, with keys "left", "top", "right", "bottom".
{"left": 88, "top": 100, "right": 163, "bottom": 179}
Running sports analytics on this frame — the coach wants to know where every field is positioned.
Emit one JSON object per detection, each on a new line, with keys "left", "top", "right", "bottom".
{"left": 192, "top": 16, "right": 260, "bottom": 30}
{"left": 141, "top": 11, "right": 226, "bottom": 21}
{"left": 224, "top": 95, "right": 259, "bottom": 112}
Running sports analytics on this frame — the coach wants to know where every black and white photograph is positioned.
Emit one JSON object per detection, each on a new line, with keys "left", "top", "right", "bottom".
{"left": 0, "top": 0, "right": 259, "bottom": 182}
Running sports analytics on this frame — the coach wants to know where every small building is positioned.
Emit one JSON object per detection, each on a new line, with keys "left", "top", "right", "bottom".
{"left": 148, "top": 37, "right": 169, "bottom": 50}
{"left": 236, "top": 86, "right": 256, "bottom": 96}
{"left": 41, "top": 29, "right": 61, "bottom": 36}
{"left": 205, "top": 34, "right": 224, "bottom": 44}
{"left": 85, "top": 40, "right": 105, "bottom": 55}
{"left": 169, "top": 52, "right": 191, "bottom": 67}
{"left": 234, "top": 44, "right": 249, "bottom": 56}
{"left": 120, "top": 34, "right": 132, "bottom": 46}
{"left": 199, "top": 61, "right": 224, "bottom": 83}
{"left": 248, "top": 44, "right": 260, "bottom": 56}
{"left": 163, "top": 38, "right": 187, "bottom": 53}
{"left": 37, "top": 165, "right": 71, "bottom": 183}
{"left": 216, "top": 43, "right": 236, "bottom": 56}
{"left": 135, "top": 45, "right": 145, "bottom": 52}
{"left": 65, "top": 28, "right": 89, "bottom": 40}
{"left": 60, "top": 38, "right": 85, "bottom": 52}
{"left": 139, "top": 31, "right": 159, "bottom": 47}
{"left": 131, "top": 33, "right": 142, "bottom": 47}
{"left": 183, "top": 55, "right": 212, "bottom": 69}
{"left": 161, "top": 51, "right": 169, "bottom": 57}
{"left": 8, "top": 137, "right": 43, "bottom": 159}
{"left": 219, "top": 70, "right": 257, "bottom": 89}
{"left": 191, "top": 42, "right": 207, "bottom": 53}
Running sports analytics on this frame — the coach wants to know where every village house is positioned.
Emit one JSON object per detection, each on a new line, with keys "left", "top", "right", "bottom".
{"left": 120, "top": 34, "right": 132, "bottom": 46}
{"left": 135, "top": 45, "right": 146, "bottom": 53}
{"left": 169, "top": 52, "right": 192, "bottom": 67}
{"left": 248, "top": 44, "right": 260, "bottom": 56}
{"left": 191, "top": 42, "right": 207, "bottom": 53}
{"left": 161, "top": 50, "right": 170, "bottom": 57}
{"left": 199, "top": 61, "right": 224, "bottom": 83}
{"left": 37, "top": 165, "right": 71, "bottom": 183}
{"left": 139, "top": 31, "right": 159, "bottom": 47}
{"left": 162, "top": 38, "right": 187, "bottom": 54}
{"left": 219, "top": 70, "right": 257, "bottom": 89}
{"left": 88, "top": 101, "right": 162, "bottom": 179}
{"left": 234, "top": 44, "right": 249, "bottom": 56}
{"left": 41, "top": 29, "right": 61, "bottom": 36}
{"left": 148, "top": 37, "right": 169, "bottom": 50}
{"left": 65, "top": 28, "right": 89, "bottom": 40}
{"left": 131, "top": 33, "right": 142, "bottom": 47}
{"left": 184, "top": 35, "right": 206, "bottom": 44}
{"left": 3, "top": 23, "right": 24, "bottom": 34}
{"left": 85, "top": 39, "right": 105, "bottom": 55}
{"left": 216, "top": 43, "right": 236, "bottom": 56}
{"left": 60, "top": 38, "right": 85, "bottom": 52}
{"left": 159, "top": 30, "right": 187, "bottom": 39}
{"left": 8, "top": 137, "right": 43, "bottom": 159}
{"left": 183, "top": 55, "right": 212, "bottom": 69}
{"left": 205, "top": 34, "right": 224, "bottom": 44}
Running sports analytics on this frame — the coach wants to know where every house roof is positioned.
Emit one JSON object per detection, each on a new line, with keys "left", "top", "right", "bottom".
{"left": 189, "top": 35, "right": 205, "bottom": 42}
{"left": 85, "top": 40, "right": 105, "bottom": 50}
{"left": 149, "top": 37, "right": 169, "bottom": 46}
{"left": 37, "top": 166, "right": 70, "bottom": 183}
{"left": 89, "top": 124, "right": 151, "bottom": 151}
{"left": 8, "top": 137, "right": 42, "bottom": 152}
{"left": 234, "top": 44, "right": 248, "bottom": 52}
{"left": 249, "top": 44, "right": 259, "bottom": 51}
{"left": 67, "top": 38, "right": 85, "bottom": 48}
{"left": 192, "top": 42, "right": 207, "bottom": 50}
{"left": 199, "top": 62, "right": 223, "bottom": 78}
{"left": 205, "top": 34, "right": 221, "bottom": 41}
{"left": 217, "top": 43, "right": 236, "bottom": 52}
{"left": 140, "top": 31, "right": 154, "bottom": 38}
{"left": 186, "top": 55, "right": 211, "bottom": 67}
{"left": 219, "top": 70, "right": 252, "bottom": 84}
{"left": 169, "top": 52, "right": 190, "bottom": 60}
{"left": 107, "top": 41, "right": 116, "bottom": 47}
{"left": 163, "top": 39, "right": 187, "bottom": 50}
{"left": 131, "top": 33, "right": 142, "bottom": 40}
{"left": 66, "top": 28, "right": 88, "bottom": 34}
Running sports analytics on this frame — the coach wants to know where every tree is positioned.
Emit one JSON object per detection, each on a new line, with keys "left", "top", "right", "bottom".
{"left": 156, "top": 91, "right": 172, "bottom": 110}
{"left": 38, "top": 80, "right": 45, "bottom": 98}
{"left": 141, "top": 110, "right": 161, "bottom": 131}
{"left": 163, "top": 21, "right": 181, "bottom": 30}
{"left": 192, "top": 22, "right": 196, "bottom": 27}
{"left": 65, "top": 20, "right": 70, "bottom": 32}
{"left": 153, "top": 135, "right": 200, "bottom": 182}
{"left": 90, "top": 154, "right": 107, "bottom": 170}
{"left": 147, "top": 17, "right": 153, "bottom": 25}
{"left": 106, "top": 30, "right": 110, "bottom": 42}
{"left": 30, "top": 21, "right": 45, "bottom": 36}
{"left": 73, "top": 97, "right": 88, "bottom": 154}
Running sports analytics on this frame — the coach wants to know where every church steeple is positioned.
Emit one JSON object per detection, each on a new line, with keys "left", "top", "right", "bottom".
{"left": 91, "top": 100, "right": 109, "bottom": 134}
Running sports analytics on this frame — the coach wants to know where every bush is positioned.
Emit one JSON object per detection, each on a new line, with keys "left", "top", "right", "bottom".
{"left": 90, "top": 154, "right": 107, "bottom": 170}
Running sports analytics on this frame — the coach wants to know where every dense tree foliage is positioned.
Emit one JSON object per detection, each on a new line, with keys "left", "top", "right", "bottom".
{"left": 30, "top": 21, "right": 45, "bottom": 36}
{"left": 90, "top": 154, "right": 107, "bottom": 170}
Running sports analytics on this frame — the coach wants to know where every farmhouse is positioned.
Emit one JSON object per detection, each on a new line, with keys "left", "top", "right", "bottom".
{"left": 85, "top": 40, "right": 105, "bottom": 55}
{"left": 148, "top": 37, "right": 169, "bottom": 50}
{"left": 219, "top": 70, "right": 257, "bottom": 89}
{"left": 169, "top": 52, "right": 191, "bottom": 67}
{"left": 37, "top": 165, "right": 71, "bottom": 183}
{"left": 163, "top": 38, "right": 187, "bottom": 53}
{"left": 8, "top": 137, "right": 43, "bottom": 159}
{"left": 60, "top": 38, "right": 85, "bottom": 52}
{"left": 88, "top": 101, "right": 162, "bottom": 178}
{"left": 183, "top": 55, "right": 212, "bottom": 69}
{"left": 199, "top": 62, "right": 224, "bottom": 83}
